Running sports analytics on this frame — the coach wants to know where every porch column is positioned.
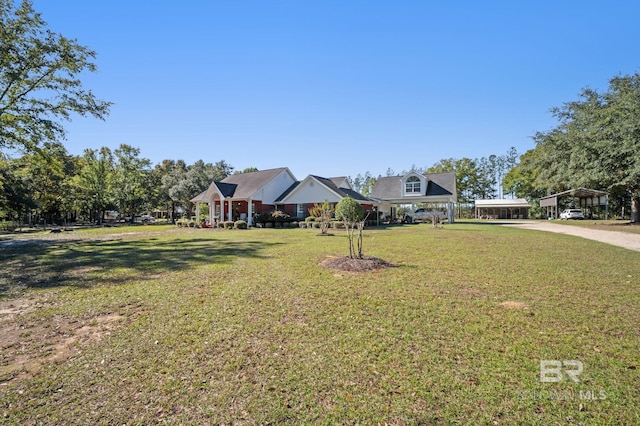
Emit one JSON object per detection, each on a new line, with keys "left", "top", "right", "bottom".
{"left": 227, "top": 200, "right": 233, "bottom": 222}
{"left": 448, "top": 201, "right": 455, "bottom": 223}
{"left": 195, "top": 203, "right": 201, "bottom": 222}
{"left": 208, "top": 201, "right": 213, "bottom": 225}
{"left": 247, "top": 198, "right": 253, "bottom": 227}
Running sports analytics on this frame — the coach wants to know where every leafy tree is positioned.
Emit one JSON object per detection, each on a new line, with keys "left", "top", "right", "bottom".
{"left": 151, "top": 159, "right": 184, "bottom": 222}
{"left": 112, "top": 144, "right": 151, "bottom": 222}
{"left": 234, "top": 167, "right": 259, "bottom": 174}
{"left": 159, "top": 159, "right": 188, "bottom": 221}
{"left": 77, "top": 147, "right": 114, "bottom": 224}
{"left": 502, "top": 147, "right": 519, "bottom": 197}
{"left": 531, "top": 73, "right": 640, "bottom": 222}
{"left": 0, "top": 152, "right": 34, "bottom": 220}
{"left": 0, "top": 0, "right": 111, "bottom": 151}
{"left": 502, "top": 149, "right": 546, "bottom": 201}
{"left": 159, "top": 159, "right": 233, "bottom": 218}
{"left": 475, "top": 156, "right": 498, "bottom": 199}
{"left": 211, "top": 160, "right": 234, "bottom": 181}
{"left": 427, "top": 157, "right": 478, "bottom": 203}
{"left": 348, "top": 171, "right": 376, "bottom": 197}
{"left": 16, "top": 141, "right": 75, "bottom": 223}
{"left": 335, "top": 197, "right": 367, "bottom": 259}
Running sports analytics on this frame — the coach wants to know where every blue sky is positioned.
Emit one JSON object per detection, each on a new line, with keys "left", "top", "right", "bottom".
{"left": 34, "top": 0, "right": 640, "bottom": 179}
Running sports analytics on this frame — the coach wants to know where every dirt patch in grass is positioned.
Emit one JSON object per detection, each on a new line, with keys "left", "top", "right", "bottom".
{"left": 0, "top": 298, "right": 127, "bottom": 384}
{"left": 499, "top": 301, "right": 530, "bottom": 309}
{"left": 321, "top": 255, "right": 393, "bottom": 272}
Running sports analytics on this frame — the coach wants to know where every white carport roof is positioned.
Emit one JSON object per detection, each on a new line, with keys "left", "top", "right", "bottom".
{"left": 475, "top": 199, "right": 531, "bottom": 208}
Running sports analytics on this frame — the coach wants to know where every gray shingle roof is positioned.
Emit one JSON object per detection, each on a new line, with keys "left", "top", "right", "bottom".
{"left": 220, "top": 167, "right": 290, "bottom": 199}
{"left": 311, "top": 176, "right": 371, "bottom": 202}
{"left": 370, "top": 172, "right": 456, "bottom": 199}
{"left": 275, "top": 175, "right": 370, "bottom": 204}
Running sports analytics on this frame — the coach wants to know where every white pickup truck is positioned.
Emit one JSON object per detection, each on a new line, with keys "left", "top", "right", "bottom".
{"left": 404, "top": 208, "right": 447, "bottom": 223}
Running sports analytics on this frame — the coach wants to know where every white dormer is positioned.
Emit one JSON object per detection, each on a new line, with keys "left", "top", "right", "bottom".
{"left": 402, "top": 172, "right": 427, "bottom": 196}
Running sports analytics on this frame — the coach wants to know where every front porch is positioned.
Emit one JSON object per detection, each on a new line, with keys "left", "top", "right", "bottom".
{"left": 194, "top": 198, "right": 275, "bottom": 227}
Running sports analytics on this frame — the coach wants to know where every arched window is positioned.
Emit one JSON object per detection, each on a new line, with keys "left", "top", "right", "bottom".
{"left": 405, "top": 176, "right": 421, "bottom": 193}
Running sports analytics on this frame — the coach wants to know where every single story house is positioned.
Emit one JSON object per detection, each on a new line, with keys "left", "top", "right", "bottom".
{"left": 275, "top": 175, "right": 374, "bottom": 218}
{"left": 190, "top": 168, "right": 372, "bottom": 227}
{"left": 191, "top": 167, "right": 298, "bottom": 227}
{"left": 474, "top": 198, "right": 531, "bottom": 219}
{"left": 369, "top": 171, "right": 457, "bottom": 223}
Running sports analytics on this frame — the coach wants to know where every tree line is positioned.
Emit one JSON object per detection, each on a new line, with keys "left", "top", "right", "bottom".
{"left": 0, "top": 142, "right": 235, "bottom": 225}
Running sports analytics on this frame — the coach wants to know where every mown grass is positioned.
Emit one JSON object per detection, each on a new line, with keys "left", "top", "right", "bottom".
{"left": 1, "top": 223, "right": 639, "bottom": 424}
{"left": 551, "top": 219, "right": 640, "bottom": 234}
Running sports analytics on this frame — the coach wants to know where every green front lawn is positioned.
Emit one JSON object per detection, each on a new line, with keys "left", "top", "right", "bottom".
{"left": 551, "top": 219, "right": 640, "bottom": 235}
{"left": 1, "top": 223, "right": 638, "bottom": 424}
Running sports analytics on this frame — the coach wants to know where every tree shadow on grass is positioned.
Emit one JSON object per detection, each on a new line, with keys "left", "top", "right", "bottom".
{"left": 0, "top": 237, "right": 277, "bottom": 296}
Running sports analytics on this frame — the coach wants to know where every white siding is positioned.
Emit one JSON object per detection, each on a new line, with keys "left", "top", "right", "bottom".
{"left": 284, "top": 179, "right": 342, "bottom": 204}
{"left": 257, "top": 169, "right": 297, "bottom": 204}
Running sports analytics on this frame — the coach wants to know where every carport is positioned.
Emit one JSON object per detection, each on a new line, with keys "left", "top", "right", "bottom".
{"left": 475, "top": 198, "right": 531, "bottom": 219}
{"left": 540, "top": 188, "right": 608, "bottom": 219}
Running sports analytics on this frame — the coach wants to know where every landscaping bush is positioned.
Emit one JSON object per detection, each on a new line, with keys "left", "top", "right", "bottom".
{"left": 305, "top": 216, "right": 316, "bottom": 222}
{"left": 0, "top": 221, "right": 18, "bottom": 232}
{"left": 271, "top": 210, "right": 291, "bottom": 223}
{"left": 224, "top": 221, "right": 235, "bottom": 229}
{"left": 255, "top": 210, "right": 295, "bottom": 227}
{"left": 234, "top": 220, "right": 247, "bottom": 230}
{"left": 312, "top": 221, "right": 322, "bottom": 229}
{"left": 253, "top": 212, "right": 270, "bottom": 225}
{"left": 331, "top": 221, "right": 345, "bottom": 229}
{"left": 176, "top": 218, "right": 197, "bottom": 227}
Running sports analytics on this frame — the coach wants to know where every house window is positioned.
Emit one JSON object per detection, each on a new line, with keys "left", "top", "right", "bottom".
{"left": 296, "top": 203, "right": 306, "bottom": 218}
{"left": 405, "top": 176, "right": 421, "bottom": 194}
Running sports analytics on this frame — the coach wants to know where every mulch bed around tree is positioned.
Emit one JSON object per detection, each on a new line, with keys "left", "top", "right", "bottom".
{"left": 321, "top": 255, "right": 393, "bottom": 272}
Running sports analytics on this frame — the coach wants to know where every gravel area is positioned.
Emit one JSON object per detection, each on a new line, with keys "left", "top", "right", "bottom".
{"left": 495, "top": 221, "right": 640, "bottom": 252}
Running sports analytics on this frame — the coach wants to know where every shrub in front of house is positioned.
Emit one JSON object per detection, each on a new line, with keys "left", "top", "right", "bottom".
{"left": 223, "top": 221, "right": 234, "bottom": 229}
{"left": 234, "top": 220, "right": 247, "bottom": 229}
{"left": 253, "top": 212, "right": 270, "bottom": 226}
{"left": 271, "top": 210, "right": 291, "bottom": 223}
{"left": 305, "top": 216, "right": 316, "bottom": 222}
{"left": 312, "top": 221, "right": 322, "bottom": 228}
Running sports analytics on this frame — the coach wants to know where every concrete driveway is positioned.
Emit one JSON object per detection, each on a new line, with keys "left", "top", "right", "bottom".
{"left": 494, "top": 220, "right": 640, "bottom": 252}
